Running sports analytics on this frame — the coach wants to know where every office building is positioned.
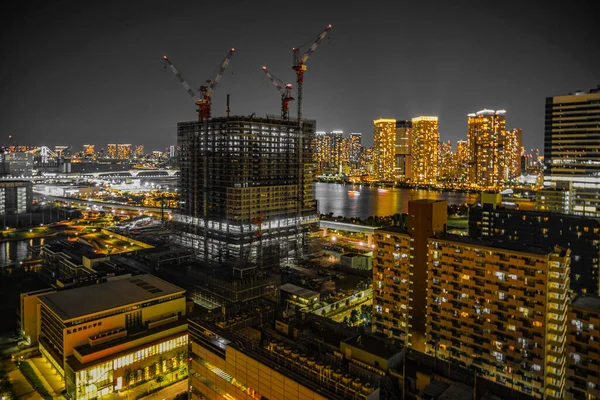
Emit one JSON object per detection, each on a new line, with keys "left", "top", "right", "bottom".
{"left": 566, "top": 294, "right": 600, "bottom": 399}
{"left": 0, "top": 180, "right": 32, "bottom": 215}
{"left": 425, "top": 237, "right": 570, "bottom": 399}
{"left": 469, "top": 193, "right": 600, "bottom": 294}
{"left": 542, "top": 86, "right": 600, "bottom": 217}
{"left": 411, "top": 116, "right": 439, "bottom": 185}
{"left": 0, "top": 151, "right": 34, "bottom": 177}
{"left": 466, "top": 109, "right": 507, "bottom": 189}
{"left": 21, "top": 275, "right": 188, "bottom": 400}
{"left": 175, "top": 116, "right": 318, "bottom": 269}
{"left": 373, "top": 118, "right": 396, "bottom": 181}
{"left": 395, "top": 120, "right": 412, "bottom": 180}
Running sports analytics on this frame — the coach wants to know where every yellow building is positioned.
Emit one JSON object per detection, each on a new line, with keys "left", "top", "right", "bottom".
{"left": 411, "top": 116, "right": 439, "bottom": 185}
{"left": 189, "top": 318, "right": 378, "bottom": 400}
{"left": 134, "top": 144, "right": 144, "bottom": 157}
{"left": 426, "top": 238, "right": 570, "bottom": 399}
{"left": 23, "top": 275, "right": 188, "bottom": 400}
{"left": 466, "top": 109, "right": 508, "bottom": 189}
{"left": 83, "top": 145, "right": 95, "bottom": 157}
{"left": 566, "top": 294, "right": 600, "bottom": 399}
{"left": 107, "top": 144, "right": 117, "bottom": 159}
{"left": 395, "top": 120, "right": 412, "bottom": 180}
{"left": 117, "top": 144, "right": 132, "bottom": 160}
{"left": 373, "top": 118, "right": 396, "bottom": 181}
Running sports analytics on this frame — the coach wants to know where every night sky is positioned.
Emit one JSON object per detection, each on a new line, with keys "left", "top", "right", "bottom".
{"left": 1, "top": 0, "right": 598, "bottom": 153}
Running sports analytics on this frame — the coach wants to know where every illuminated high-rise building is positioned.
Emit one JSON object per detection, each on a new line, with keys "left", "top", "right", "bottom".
{"left": 395, "top": 120, "right": 412, "bottom": 179}
{"left": 117, "top": 144, "right": 132, "bottom": 160}
{"left": 374, "top": 199, "right": 572, "bottom": 399}
{"left": 348, "top": 133, "right": 362, "bottom": 168}
{"left": 456, "top": 140, "right": 469, "bottom": 182}
{"left": 540, "top": 86, "right": 600, "bottom": 217}
{"left": 107, "top": 144, "right": 117, "bottom": 159}
{"left": 411, "top": 116, "right": 439, "bottom": 184}
{"left": 437, "top": 140, "right": 454, "bottom": 181}
{"left": 330, "top": 130, "right": 344, "bottom": 174}
{"left": 426, "top": 239, "right": 570, "bottom": 399}
{"left": 312, "top": 131, "right": 333, "bottom": 175}
{"left": 82, "top": 145, "right": 95, "bottom": 157}
{"left": 466, "top": 109, "right": 507, "bottom": 189}
{"left": 134, "top": 145, "right": 144, "bottom": 157}
{"left": 373, "top": 118, "right": 396, "bottom": 181}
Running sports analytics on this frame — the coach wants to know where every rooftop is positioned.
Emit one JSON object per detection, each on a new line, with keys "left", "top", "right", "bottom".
{"left": 432, "top": 233, "right": 556, "bottom": 256}
{"left": 343, "top": 333, "right": 402, "bottom": 360}
{"left": 39, "top": 274, "right": 184, "bottom": 321}
{"left": 571, "top": 294, "right": 600, "bottom": 312}
{"left": 280, "top": 283, "right": 319, "bottom": 299}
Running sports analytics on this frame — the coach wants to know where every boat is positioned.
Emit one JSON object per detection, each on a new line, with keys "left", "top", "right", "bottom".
{"left": 348, "top": 190, "right": 360, "bottom": 196}
{"left": 377, "top": 188, "right": 388, "bottom": 193}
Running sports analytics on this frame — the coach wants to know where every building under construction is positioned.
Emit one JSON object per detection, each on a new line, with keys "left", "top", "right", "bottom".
{"left": 174, "top": 115, "right": 318, "bottom": 270}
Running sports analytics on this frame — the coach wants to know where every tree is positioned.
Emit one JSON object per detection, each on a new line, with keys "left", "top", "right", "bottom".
{"left": 343, "top": 316, "right": 349, "bottom": 326}
{"left": 349, "top": 309, "right": 359, "bottom": 326}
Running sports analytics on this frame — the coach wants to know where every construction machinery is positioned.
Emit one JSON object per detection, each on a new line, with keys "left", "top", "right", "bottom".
{"left": 292, "top": 24, "right": 331, "bottom": 124}
{"left": 262, "top": 66, "right": 294, "bottom": 119}
{"left": 164, "top": 48, "right": 235, "bottom": 120}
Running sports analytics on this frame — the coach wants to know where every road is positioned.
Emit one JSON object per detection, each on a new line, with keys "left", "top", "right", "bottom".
{"left": 38, "top": 194, "right": 165, "bottom": 213}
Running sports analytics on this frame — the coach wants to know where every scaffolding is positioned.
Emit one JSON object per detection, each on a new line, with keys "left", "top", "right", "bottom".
{"left": 174, "top": 115, "right": 318, "bottom": 270}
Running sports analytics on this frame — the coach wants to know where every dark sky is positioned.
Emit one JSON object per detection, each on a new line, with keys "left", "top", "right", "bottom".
{"left": 1, "top": 0, "right": 598, "bottom": 153}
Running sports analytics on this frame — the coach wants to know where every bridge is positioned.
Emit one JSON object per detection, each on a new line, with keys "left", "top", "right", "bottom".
{"left": 318, "top": 220, "right": 381, "bottom": 245}
{"left": 38, "top": 169, "right": 180, "bottom": 179}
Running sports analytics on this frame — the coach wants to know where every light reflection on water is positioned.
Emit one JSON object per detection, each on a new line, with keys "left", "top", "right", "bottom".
{"left": 314, "top": 182, "right": 478, "bottom": 219}
{"left": 0, "top": 238, "right": 46, "bottom": 267}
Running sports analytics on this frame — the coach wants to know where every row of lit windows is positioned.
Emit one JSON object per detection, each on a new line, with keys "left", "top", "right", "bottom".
{"left": 112, "top": 335, "right": 188, "bottom": 370}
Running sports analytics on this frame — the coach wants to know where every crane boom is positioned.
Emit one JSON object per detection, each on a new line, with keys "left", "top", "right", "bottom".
{"left": 298, "top": 24, "right": 332, "bottom": 66}
{"left": 262, "top": 66, "right": 294, "bottom": 119}
{"left": 199, "top": 48, "right": 235, "bottom": 119}
{"left": 163, "top": 56, "right": 199, "bottom": 103}
{"left": 200, "top": 48, "right": 235, "bottom": 100}
{"left": 262, "top": 66, "right": 285, "bottom": 94}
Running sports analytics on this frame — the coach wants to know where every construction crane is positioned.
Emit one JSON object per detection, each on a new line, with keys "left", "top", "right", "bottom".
{"left": 292, "top": 24, "right": 331, "bottom": 124}
{"left": 262, "top": 66, "right": 294, "bottom": 119}
{"left": 164, "top": 48, "right": 235, "bottom": 120}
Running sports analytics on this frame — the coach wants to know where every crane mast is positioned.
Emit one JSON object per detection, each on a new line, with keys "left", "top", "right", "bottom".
{"left": 292, "top": 24, "right": 331, "bottom": 124}
{"left": 262, "top": 66, "right": 294, "bottom": 119}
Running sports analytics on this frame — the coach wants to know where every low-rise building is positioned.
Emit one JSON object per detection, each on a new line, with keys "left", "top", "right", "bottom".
{"left": 22, "top": 274, "right": 187, "bottom": 400}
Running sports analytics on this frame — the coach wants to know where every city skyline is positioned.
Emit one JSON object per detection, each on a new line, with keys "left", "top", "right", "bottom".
{"left": 1, "top": 1, "right": 598, "bottom": 152}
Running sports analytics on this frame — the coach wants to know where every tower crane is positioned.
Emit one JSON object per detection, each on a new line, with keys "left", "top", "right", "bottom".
{"left": 292, "top": 24, "right": 331, "bottom": 124}
{"left": 261, "top": 66, "right": 294, "bottom": 119}
{"left": 164, "top": 48, "right": 235, "bottom": 120}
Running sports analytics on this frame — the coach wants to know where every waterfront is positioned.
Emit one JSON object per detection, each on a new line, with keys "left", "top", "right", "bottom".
{"left": 0, "top": 238, "right": 47, "bottom": 268}
{"left": 314, "top": 182, "right": 478, "bottom": 219}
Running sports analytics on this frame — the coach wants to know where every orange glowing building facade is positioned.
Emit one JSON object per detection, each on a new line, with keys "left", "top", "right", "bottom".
{"left": 411, "top": 116, "right": 439, "bottom": 184}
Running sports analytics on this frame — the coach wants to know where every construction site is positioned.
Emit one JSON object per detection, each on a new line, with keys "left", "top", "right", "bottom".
{"left": 163, "top": 26, "right": 331, "bottom": 308}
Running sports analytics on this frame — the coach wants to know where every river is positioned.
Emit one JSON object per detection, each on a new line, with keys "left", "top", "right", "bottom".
{"left": 314, "top": 182, "right": 478, "bottom": 219}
